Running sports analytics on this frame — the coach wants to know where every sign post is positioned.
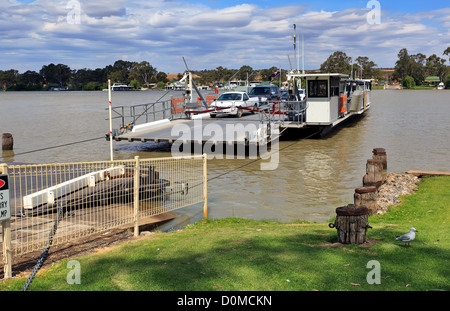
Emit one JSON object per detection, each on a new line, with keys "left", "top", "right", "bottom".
{"left": 108, "top": 79, "right": 114, "bottom": 162}
{"left": 0, "top": 169, "right": 12, "bottom": 278}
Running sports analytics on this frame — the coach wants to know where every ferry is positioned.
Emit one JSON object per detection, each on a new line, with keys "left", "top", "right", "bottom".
{"left": 282, "top": 71, "right": 371, "bottom": 136}
{"left": 111, "top": 83, "right": 134, "bottom": 91}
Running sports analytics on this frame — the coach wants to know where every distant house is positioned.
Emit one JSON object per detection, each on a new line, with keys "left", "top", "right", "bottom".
{"left": 424, "top": 76, "right": 441, "bottom": 85}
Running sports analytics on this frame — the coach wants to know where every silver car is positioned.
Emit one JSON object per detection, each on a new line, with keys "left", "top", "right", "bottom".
{"left": 210, "top": 91, "right": 258, "bottom": 118}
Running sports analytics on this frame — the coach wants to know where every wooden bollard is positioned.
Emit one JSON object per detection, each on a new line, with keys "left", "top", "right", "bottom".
{"left": 372, "top": 148, "right": 387, "bottom": 169}
{"left": 2, "top": 133, "right": 13, "bottom": 150}
{"left": 329, "top": 204, "right": 371, "bottom": 244}
{"left": 354, "top": 186, "right": 378, "bottom": 215}
{"left": 363, "top": 159, "right": 383, "bottom": 188}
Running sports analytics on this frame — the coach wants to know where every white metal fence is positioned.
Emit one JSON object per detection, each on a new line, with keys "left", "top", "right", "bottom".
{"left": 0, "top": 155, "right": 206, "bottom": 276}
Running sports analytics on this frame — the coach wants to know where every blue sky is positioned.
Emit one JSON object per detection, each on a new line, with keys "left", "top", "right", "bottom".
{"left": 2, "top": 0, "right": 449, "bottom": 74}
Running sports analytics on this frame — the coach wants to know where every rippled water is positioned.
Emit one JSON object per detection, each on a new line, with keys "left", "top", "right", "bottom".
{"left": 1, "top": 90, "right": 449, "bottom": 222}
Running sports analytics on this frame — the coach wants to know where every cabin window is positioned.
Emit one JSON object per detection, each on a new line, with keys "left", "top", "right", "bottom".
{"left": 308, "top": 80, "right": 328, "bottom": 98}
{"left": 330, "top": 77, "right": 340, "bottom": 97}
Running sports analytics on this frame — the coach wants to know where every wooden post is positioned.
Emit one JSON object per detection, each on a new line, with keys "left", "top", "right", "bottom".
{"left": 0, "top": 164, "right": 12, "bottom": 279}
{"left": 2, "top": 133, "right": 13, "bottom": 151}
{"left": 203, "top": 154, "right": 208, "bottom": 219}
{"left": 363, "top": 159, "right": 383, "bottom": 188}
{"left": 134, "top": 156, "right": 140, "bottom": 237}
{"left": 329, "top": 204, "right": 371, "bottom": 244}
{"left": 354, "top": 186, "right": 378, "bottom": 215}
{"left": 372, "top": 148, "right": 387, "bottom": 169}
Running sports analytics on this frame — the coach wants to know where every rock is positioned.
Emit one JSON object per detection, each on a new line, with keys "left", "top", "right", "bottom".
{"left": 375, "top": 172, "right": 420, "bottom": 214}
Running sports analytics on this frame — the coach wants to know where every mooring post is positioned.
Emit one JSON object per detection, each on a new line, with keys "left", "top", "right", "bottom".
{"left": 372, "top": 148, "right": 387, "bottom": 169}
{"left": 363, "top": 159, "right": 384, "bottom": 188}
{"left": 2, "top": 133, "right": 13, "bottom": 151}
{"left": 203, "top": 154, "right": 208, "bottom": 219}
{"left": 134, "top": 156, "right": 140, "bottom": 237}
{"left": 329, "top": 204, "right": 371, "bottom": 244}
{"left": 354, "top": 186, "right": 378, "bottom": 215}
{"left": 0, "top": 164, "right": 12, "bottom": 279}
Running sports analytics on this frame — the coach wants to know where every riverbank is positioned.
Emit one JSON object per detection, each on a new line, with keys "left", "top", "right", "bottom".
{"left": 0, "top": 175, "right": 448, "bottom": 291}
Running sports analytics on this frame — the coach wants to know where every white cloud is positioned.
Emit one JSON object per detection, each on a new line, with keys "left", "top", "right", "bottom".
{"left": 0, "top": 1, "right": 448, "bottom": 73}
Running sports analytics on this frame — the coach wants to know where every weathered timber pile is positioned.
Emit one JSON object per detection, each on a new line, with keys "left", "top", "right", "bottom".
{"left": 330, "top": 204, "right": 371, "bottom": 244}
{"left": 375, "top": 172, "right": 421, "bottom": 214}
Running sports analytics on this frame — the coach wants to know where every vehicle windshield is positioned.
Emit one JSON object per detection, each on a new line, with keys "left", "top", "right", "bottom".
{"left": 249, "top": 87, "right": 271, "bottom": 95}
{"left": 218, "top": 93, "right": 242, "bottom": 100}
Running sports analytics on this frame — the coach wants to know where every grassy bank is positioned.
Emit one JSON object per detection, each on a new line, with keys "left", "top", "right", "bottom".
{"left": 1, "top": 177, "right": 448, "bottom": 291}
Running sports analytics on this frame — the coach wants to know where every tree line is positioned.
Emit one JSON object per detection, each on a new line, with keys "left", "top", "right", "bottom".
{"left": 392, "top": 47, "right": 450, "bottom": 88}
{"left": 319, "top": 47, "right": 450, "bottom": 88}
{"left": 319, "top": 51, "right": 383, "bottom": 80}
{"left": 0, "top": 59, "right": 288, "bottom": 91}
{"left": 1, "top": 47, "right": 448, "bottom": 91}
{"left": 0, "top": 60, "right": 166, "bottom": 91}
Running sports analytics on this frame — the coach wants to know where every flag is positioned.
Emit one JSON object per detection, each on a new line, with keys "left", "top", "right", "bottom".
{"left": 270, "top": 68, "right": 281, "bottom": 81}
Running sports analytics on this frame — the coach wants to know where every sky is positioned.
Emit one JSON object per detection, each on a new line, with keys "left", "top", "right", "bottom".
{"left": 1, "top": 0, "right": 449, "bottom": 74}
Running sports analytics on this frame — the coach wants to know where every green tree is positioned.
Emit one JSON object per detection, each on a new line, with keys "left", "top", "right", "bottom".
{"left": 320, "top": 51, "right": 352, "bottom": 75}
{"left": 444, "top": 47, "right": 450, "bottom": 61}
{"left": 354, "top": 56, "right": 379, "bottom": 79}
{"left": 39, "top": 63, "right": 72, "bottom": 87}
{"left": 402, "top": 75, "right": 415, "bottom": 89}
{"left": 129, "top": 61, "right": 157, "bottom": 87}
{"left": 108, "top": 60, "right": 135, "bottom": 84}
{"left": 156, "top": 71, "right": 168, "bottom": 84}
{"left": 425, "top": 54, "right": 447, "bottom": 81}
{"left": 444, "top": 76, "right": 450, "bottom": 89}
{"left": 129, "top": 79, "right": 140, "bottom": 89}
{"left": 0, "top": 69, "right": 19, "bottom": 90}
{"left": 19, "top": 70, "right": 44, "bottom": 88}
{"left": 393, "top": 48, "right": 425, "bottom": 85}
{"left": 393, "top": 48, "right": 410, "bottom": 79}
{"left": 237, "top": 65, "right": 253, "bottom": 81}
{"left": 84, "top": 81, "right": 101, "bottom": 91}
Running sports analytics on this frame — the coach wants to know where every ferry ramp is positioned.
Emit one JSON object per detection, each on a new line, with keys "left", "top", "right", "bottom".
{"left": 113, "top": 113, "right": 271, "bottom": 146}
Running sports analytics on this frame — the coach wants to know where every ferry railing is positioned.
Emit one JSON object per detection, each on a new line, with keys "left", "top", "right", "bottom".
{"left": 107, "top": 99, "right": 174, "bottom": 135}
{"left": 0, "top": 155, "right": 207, "bottom": 278}
{"left": 257, "top": 99, "right": 307, "bottom": 127}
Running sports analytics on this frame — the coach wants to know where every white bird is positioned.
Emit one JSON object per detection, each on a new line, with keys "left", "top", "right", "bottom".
{"left": 396, "top": 227, "right": 418, "bottom": 248}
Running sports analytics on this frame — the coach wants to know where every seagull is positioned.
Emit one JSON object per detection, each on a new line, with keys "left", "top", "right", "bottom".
{"left": 396, "top": 227, "right": 418, "bottom": 248}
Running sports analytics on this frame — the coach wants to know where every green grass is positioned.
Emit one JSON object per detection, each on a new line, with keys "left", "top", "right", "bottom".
{"left": 1, "top": 177, "right": 449, "bottom": 291}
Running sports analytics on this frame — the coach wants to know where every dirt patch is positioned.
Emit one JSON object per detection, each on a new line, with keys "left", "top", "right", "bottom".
{"left": 311, "top": 239, "right": 382, "bottom": 248}
{"left": 1, "top": 228, "right": 136, "bottom": 280}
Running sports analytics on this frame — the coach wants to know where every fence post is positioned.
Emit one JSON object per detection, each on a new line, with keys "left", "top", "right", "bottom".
{"left": 0, "top": 164, "right": 12, "bottom": 279}
{"left": 134, "top": 156, "right": 140, "bottom": 237}
{"left": 203, "top": 154, "right": 208, "bottom": 219}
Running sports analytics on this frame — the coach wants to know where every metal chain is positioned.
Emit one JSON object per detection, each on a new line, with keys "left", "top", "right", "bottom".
{"left": 21, "top": 206, "right": 63, "bottom": 291}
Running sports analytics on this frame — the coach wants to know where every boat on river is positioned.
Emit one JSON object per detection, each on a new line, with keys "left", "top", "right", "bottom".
{"left": 111, "top": 83, "right": 134, "bottom": 91}
{"left": 283, "top": 72, "right": 371, "bottom": 136}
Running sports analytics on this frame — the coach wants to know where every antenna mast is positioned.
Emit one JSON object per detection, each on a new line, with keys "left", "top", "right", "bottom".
{"left": 302, "top": 34, "right": 305, "bottom": 74}
{"left": 293, "top": 24, "right": 298, "bottom": 72}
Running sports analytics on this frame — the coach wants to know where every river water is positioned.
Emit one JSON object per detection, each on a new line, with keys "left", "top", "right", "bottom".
{"left": 1, "top": 90, "right": 449, "bottom": 223}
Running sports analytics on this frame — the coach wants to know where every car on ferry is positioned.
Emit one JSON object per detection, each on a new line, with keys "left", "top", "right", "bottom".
{"left": 209, "top": 91, "right": 258, "bottom": 118}
{"left": 248, "top": 85, "right": 281, "bottom": 101}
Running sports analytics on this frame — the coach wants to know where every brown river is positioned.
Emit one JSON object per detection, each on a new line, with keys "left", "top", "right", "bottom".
{"left": 1, "top": 90, "right": 449, "bottom": 224}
